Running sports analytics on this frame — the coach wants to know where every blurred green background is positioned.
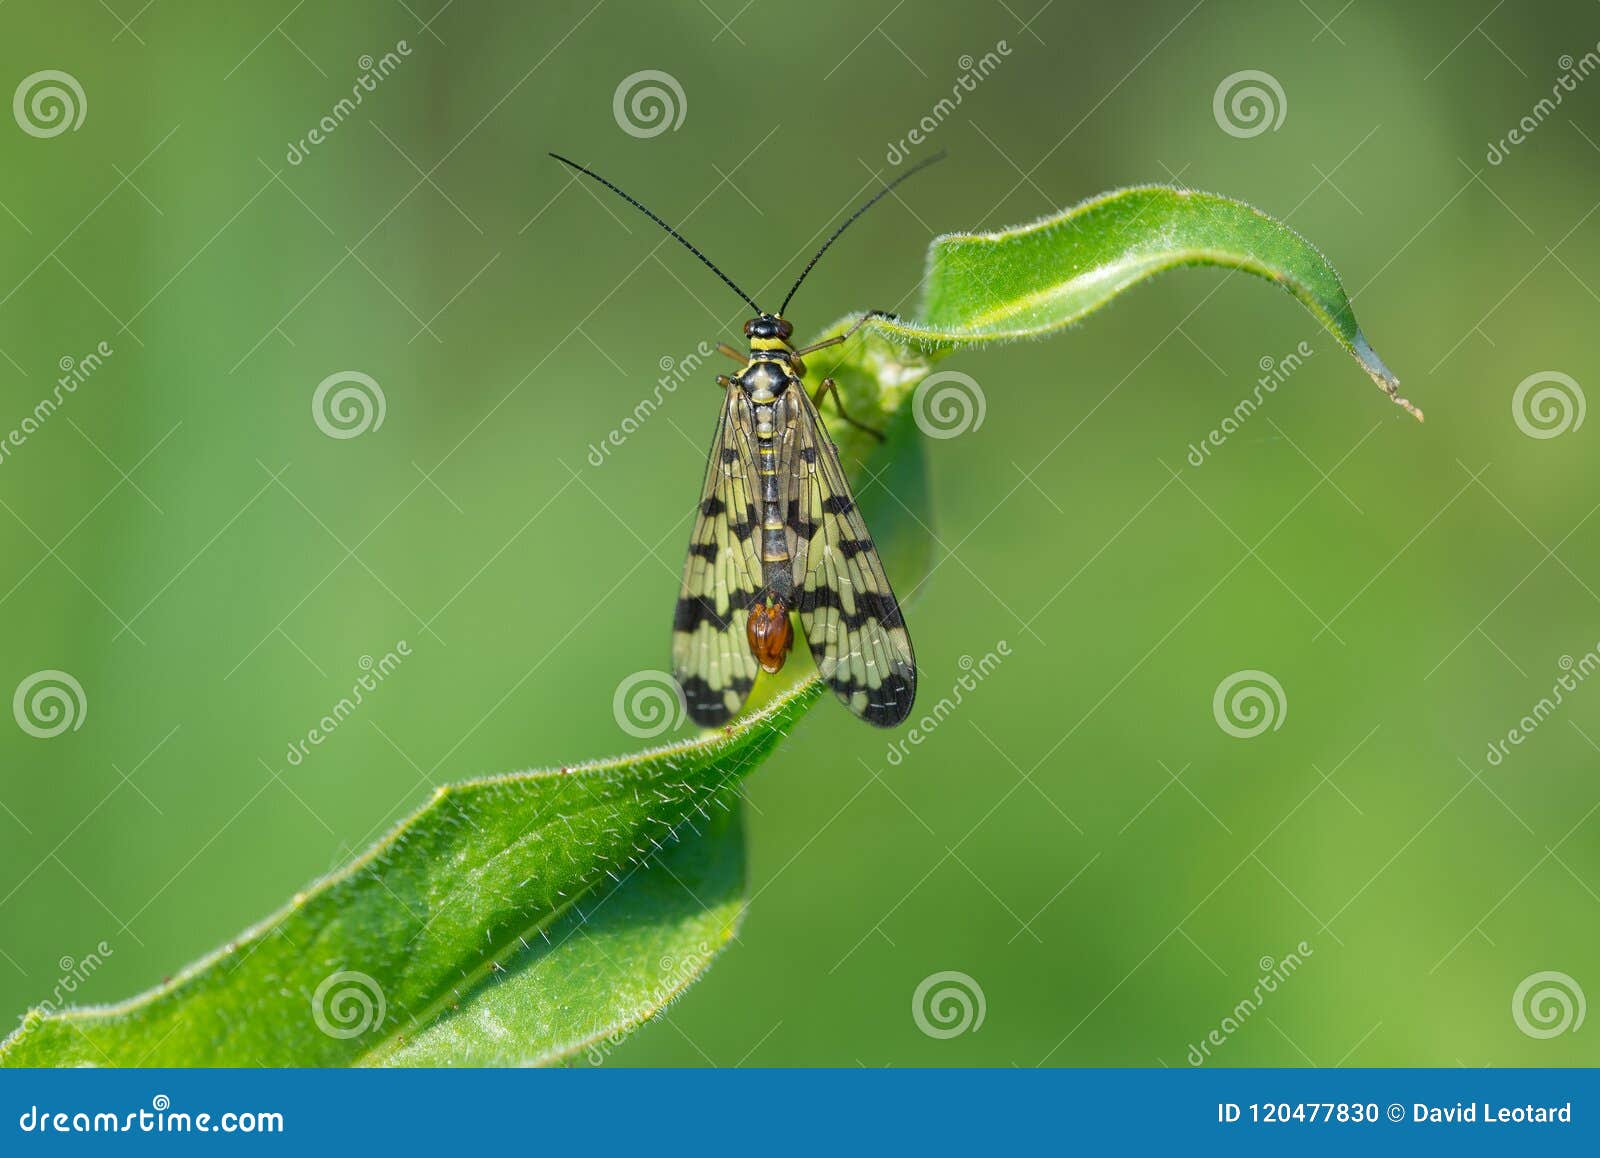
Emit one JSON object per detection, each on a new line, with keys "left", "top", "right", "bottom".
{"left": 2, "top": 0, "right": 1597, "bottom": 1066}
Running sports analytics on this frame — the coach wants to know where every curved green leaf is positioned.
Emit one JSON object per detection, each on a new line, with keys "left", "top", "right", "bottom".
{"left": 0, "top": 684, "right": 821, "bottom": 1068}
{"left": 852, "top": 186, "right": 1422, "bottom": 420}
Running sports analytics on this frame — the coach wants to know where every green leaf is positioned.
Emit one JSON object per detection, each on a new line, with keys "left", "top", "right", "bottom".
{"left": 0, "top": 684, "right": 821, "bottom": 1068}
{"left": 847, "top": 186, "right": 1423, "bottom": 421}
{"left": 382, "top": 800, "right": 748, "bottom": 1067}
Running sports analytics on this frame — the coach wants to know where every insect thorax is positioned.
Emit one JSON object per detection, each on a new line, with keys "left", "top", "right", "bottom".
{"left": 736, "top": 357, "right": 793, "bottom": 402}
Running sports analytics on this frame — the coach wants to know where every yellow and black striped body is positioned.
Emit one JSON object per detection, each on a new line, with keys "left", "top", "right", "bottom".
{"left": 739, "top": 338, "right": 799, "bottom": 673}
{"left": 746, "top": 342, "right": 797, "bottom": 577}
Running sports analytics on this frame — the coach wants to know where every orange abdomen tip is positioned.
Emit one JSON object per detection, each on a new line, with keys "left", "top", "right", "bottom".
{"left": 746, "top": 600, "right": 793, "bottom": 674}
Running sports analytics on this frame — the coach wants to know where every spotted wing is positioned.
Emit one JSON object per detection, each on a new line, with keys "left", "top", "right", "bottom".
{"left": 672, "top": 389, "right": 762, "bottom": 726}
{"left": 783, "top": 389, "right": 917, "bottom": 726}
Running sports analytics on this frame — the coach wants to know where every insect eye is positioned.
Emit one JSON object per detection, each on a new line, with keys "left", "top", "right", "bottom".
{"left": 743, "top": 319, "right": 758, "bottom": 337}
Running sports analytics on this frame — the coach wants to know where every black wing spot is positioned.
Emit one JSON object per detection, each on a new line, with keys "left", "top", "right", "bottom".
{"left": 824, "top": 667, "right": 916, "bottom": 728}
{"left": 786, "top": 499, "right": 816, "bottom": 540}
{"left": 800, "top": 446, "right": 818, "bottom": 464}
{"left": 795, "top": 585, "right": 904, "bottom": 629}
{"left": 822, "top": 495, "right": 854, "bottom": 515}
{"left": 839, "top": 538, "right": 874, "bottom": 560}
{"left": 678, "top": 674, "right": 751, "bottom": 726}
{"left": 862, "top": 669, "right": 916, "bottom": 727}
{"left": 720, "top": 447, "right": 739, "bottom": 464}
{"left": 701, "top": 496, "right": 726, "bottom": 518}
{"left": 689, "top": 542, "right": 719, "bottom": 563}
{"left": 673, "top": 596, "right": 732, "bottom": 632}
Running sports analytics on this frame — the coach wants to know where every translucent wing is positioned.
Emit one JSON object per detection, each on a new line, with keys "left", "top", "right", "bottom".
{"left": 672, "top": 389, "right": 763, "bottom": 726}
{"left": 783, "top": 389, "right": 917, "bottom": 726}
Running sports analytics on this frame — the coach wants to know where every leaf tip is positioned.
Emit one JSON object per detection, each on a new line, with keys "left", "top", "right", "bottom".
{"left": 1351, "top": 331, "right": 1397, "bottom": 388}
{"left": 1351, "top": 331, "right": 1423, "bottom": 422}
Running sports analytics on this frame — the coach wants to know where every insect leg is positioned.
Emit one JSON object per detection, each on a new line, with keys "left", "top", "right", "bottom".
{"left": 716, "top": 343, "right": 745, "bottom": 364}
{"left": 812, "top": 377, "right": 884, "bottom": 441}
{"left": 791, "top": 309, "right": 899, "bottom": 357}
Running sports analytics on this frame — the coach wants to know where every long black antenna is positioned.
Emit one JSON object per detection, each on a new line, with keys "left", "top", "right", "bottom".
{"left": 549, "top": 152, "right": 763, "bottom": 315}
{"left": 778, "top": 150, "right": 947, "bottom": 316}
